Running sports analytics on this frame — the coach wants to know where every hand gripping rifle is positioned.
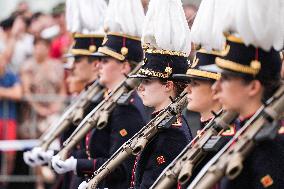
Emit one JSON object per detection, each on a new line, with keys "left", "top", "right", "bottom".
{"left": 188, "top": 84, "right": 284, "bottom": 189}
{"left": 85, "top": 91, "right": 188, "bottom": 189}
{"left": 150, "top": 110, "right": 238, "bottom": 189}
{"left": 39, "top": 80, "right": 105, "bottom": 151}
{"left": 56, "top": 62, "right": 143, "bottom": 160}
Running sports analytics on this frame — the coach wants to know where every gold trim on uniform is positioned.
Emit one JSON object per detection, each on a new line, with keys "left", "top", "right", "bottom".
{"left": 107, "top": 32, "right": 141, "bottom": 41}
{"left": 73, "top": 33, "right": 105, "bottom": 38}
{"left": 197, "top": 45, "right": 230, "bottom": 57}
{"left": 89, "top": 45, "right": 97, "bottom": 53}
{"left": 143, "top": 43, "right": 187, "bottom": 57}
{"left": 216, "top": 57, "right": 261, "bottom": 75}
{"left": 70, "top": 49, "right": 93, "bottom": 56}
{"left": 138, "top": 68, "right": 170, "bottom": 78}
{"left": 221, "top": 125, "right": 235, "bottom": 136}
{"left": 226, "top": 34, "right": 244, "bottom": 44}
{"left": 186, "top": 69, "right": 221, "bottom": 80}
{"left": 98, "top": 47, "right": 125, "bottom": 61}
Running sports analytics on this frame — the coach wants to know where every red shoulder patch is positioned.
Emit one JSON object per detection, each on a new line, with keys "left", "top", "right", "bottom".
{"left": 261, "top": 175, "right": 273, "bottom": 188}
{"left": 156, "top": 155, "right": 166, "bottom": 165}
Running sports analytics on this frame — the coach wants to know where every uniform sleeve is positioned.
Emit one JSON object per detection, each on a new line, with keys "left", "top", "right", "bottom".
{"left": 76, "top": 105, "right": 145, "bottom": 179}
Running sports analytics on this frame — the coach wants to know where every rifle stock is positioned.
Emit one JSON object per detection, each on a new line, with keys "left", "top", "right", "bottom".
{"left": 38, "top": 81, "right": 105, "bottom": 152}
{"left": 150, "top": 111, "right": 238, "bottom": 189}
{"left": 188, "top": 84, "right": 284, "bottom": 189}
{"left": 56, "top": 62, "right": 143, "bottom": 161}
{"left": 86, "top": 91, "right": 188, "bottom": 189}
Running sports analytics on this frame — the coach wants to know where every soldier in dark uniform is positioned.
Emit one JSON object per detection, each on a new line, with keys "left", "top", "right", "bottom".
{"left": 52, "top": 30, "right": 148, "bottom": 189}
{"left": 174, "top": 49, "right": 222, "bottom": 128}
{"left": 128, "top": 0, "right": 193, "bottom": 187}
{"left": 23, "top": 33, "right": 106, "bottom": 189}
{"left": 202, "top": 34, "right": 284, "bottom": 189}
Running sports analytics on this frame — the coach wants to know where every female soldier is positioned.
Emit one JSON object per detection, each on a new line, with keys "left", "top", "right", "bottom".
{"left": 130, "top": 0, "right": 193, "bottom": 188}
{"left": 202, "top": 34, "right": 284, "bottom": 189}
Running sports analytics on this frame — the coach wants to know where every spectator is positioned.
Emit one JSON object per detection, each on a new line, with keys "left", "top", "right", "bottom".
{"left": 49, "top": 3, "right": 72, "bottom": 59}
{"left": 183, "top": 4, "right": 198, "bottom": 29}
{"left": 20, "top": 37, "right": 66, "bottom": 138}
{"left": 0, "top": 53, "right": 22, "bottom": 182}
{"left": 0, "top": 14, "right": 34, "bottom": 74}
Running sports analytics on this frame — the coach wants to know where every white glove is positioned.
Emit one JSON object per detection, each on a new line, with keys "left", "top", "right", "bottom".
{"left": 78, "top": 181, "right": 88, "bottom": 189}
{"left": 23, "top": 150, "right": 38, "bottom": 167}
{"left": 37, "top": 149, "right": 54, "bottom": 164}
{"left": 23, "top": 147, "right": 54, "bottom": 167}
{"left": 51, "top": 155, "right": 77, "bottom": 174}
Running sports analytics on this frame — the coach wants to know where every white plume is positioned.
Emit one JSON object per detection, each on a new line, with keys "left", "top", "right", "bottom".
{"left": 142, "top": 0, "right": 191, "bottom": 54}
{"left": 66, "top": 0, "right": 107, "bottom": 34}
{"left": 104, "top": 0, "right": 145, "bottom": 37}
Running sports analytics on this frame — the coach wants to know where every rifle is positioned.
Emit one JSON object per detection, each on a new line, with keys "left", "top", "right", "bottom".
{"left": 39, "top": 80, "right": 105, "bottom": 151}
{"left": 150, "top": 110, "right": 238, "bottom": 189}
{"left": 188, "top": 84, "right": 284, "bottom": 189}
{"left": 86, "top": 91, "right": 188, "bottom": 189}
{"left": 56, "top": 62, "right": 143, "bottom": 160}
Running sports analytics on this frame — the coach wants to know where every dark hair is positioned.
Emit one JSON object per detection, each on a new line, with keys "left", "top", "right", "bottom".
{"left": 159, "top": 79, "right": 187, "bottom": 97}
{"left": 240, "top": 73, "right": 281, "bottom": 102}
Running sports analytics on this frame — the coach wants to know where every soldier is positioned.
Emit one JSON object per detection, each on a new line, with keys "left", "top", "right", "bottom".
{"left": 174, "top": 50, "right": 222, "bottom": 127}
{"left": 202, "top": 34, "right": 284, "bottom": 189}
{"left": 52, "top": 0, "right": 148, "bottom": 189}
{"left": 128, "top": 0, "right": 193, "bottom": 188}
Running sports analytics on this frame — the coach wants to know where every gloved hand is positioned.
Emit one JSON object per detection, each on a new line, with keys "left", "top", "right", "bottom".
{"left": 51, "top": 155, "right": 77, "bottom": 174}
{"left": 78, "top": 181, "right": 88, "bottom": 189}
{"left": 23, "top": 150, "right": 38, "bottom": 167}
{"left": 37, "top": 148, "right": 54, "bottom": 164}
{"left": 23, "top": 147, "right": 54, "bottom": 167}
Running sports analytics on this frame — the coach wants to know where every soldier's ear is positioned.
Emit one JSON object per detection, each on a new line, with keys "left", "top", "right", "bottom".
{"left": 247, "top": 80, "right": 262, "bottom": 98}
{"left": 164, "top": 81, "right": 174, "bottom": 92}
{"left": 120, "top": 61, "right": 131, "bottom": 75}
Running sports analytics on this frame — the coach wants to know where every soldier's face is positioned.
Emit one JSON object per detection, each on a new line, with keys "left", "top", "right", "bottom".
{"left": 212, "top": 74, "right": 254, "bottom": 113}
{"left": 73, "top": 56, "right": 94, "bottom": 83}
{"left": 97, "top": 57, "right": 129, "bottom": 90}
{"left": 185, "top": 79, "right": 217, "bottom": 114}
{"left": 138, "top": 78, "right": 171, "bottom": 110}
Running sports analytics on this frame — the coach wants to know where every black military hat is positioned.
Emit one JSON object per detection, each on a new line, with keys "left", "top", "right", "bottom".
{"left": 66, "top": 33, "right": 105, "bottom": 57}
{"left": 130, "top": 44, "right": 189, "bottom": 80}
{"left": 173, "top": 49, "right": 221, "bottom": 82}
{"left": 97, "top": 32, "right": 143, "bottom": 63}
{"left": 201, "top": 35, "right": 282, "bottom": 81}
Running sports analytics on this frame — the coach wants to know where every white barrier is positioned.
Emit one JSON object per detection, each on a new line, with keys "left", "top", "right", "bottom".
{"left": 0, "top": 140, "right": 40, "bottom": 151}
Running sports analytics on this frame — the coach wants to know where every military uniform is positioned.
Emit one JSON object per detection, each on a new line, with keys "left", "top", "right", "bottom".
{"left": 201, "top": 34, "right": 284, "bottom": 189}
{"left": 75, "top": 92, "right": 147, "bottom": 189}
{"left": 57, "top": 34, "right": 106, "bottom": 189}
{"left": 133, "top": 112, "right": 192, "bottom": 189}
{"left": 219, "top": 119, "right": 284, "bottom": 189}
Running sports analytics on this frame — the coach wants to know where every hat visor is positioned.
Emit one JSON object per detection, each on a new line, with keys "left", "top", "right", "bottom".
{"left": 63, "top": 53, "right": 75, "bottom": 58}
{"left": 90, "top": 52, "right": 108, "bottom": 57}
{"left": 173, "top": 74, "right": 214, "bottom": 82}
{"left": 199, "top": 64, "right": 225, "bottom": 73}
{"left": 63, "top": 60, "right": 74, "bottom": 70}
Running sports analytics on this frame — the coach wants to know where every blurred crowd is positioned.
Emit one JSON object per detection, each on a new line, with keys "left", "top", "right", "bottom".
{"left": 0, "top": 1, "right": 70, "bottom": 189}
